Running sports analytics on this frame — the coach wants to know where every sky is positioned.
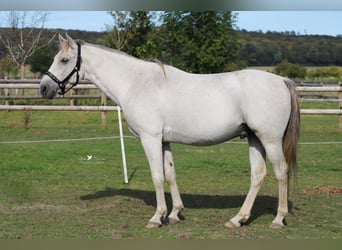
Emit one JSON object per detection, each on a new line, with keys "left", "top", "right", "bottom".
{"left": 236, "top": 11, "right": 342, "bottom": 36}
{"left": 1, "top": 11, "right": 342, "bottom": 36}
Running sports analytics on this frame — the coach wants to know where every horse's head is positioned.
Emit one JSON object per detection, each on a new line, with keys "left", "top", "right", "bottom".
{"left": 40, "top": 34, "right": 83, "bottom": 99}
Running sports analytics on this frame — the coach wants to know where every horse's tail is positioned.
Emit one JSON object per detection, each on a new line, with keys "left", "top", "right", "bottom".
{"left": 283, "top": 79, "right": 300, "bottom": 184}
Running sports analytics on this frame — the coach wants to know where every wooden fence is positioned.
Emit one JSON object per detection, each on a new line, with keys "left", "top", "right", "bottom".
{"left": 1, "top": 79, "right": 342, "bottom": 128}
{"left": 296, "top": 83, "right": 342, "bottom": 130}
{"left": 0, "top": 79, "right": 111, "bottom": 127}
{"left": 0, "top": 79, "right": 129, "bottom": 183}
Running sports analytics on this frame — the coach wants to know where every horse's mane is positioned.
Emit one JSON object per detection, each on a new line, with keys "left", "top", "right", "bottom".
{"left": 148, "top": 58, "right": 167, "bottom": 80}
{"left": 86, "top": 42, "right": 167, "bottom": 80}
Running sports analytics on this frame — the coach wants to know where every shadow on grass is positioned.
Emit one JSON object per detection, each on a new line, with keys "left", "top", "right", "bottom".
{"left": 80, "top": 188, "right": 293, "bottom": 225}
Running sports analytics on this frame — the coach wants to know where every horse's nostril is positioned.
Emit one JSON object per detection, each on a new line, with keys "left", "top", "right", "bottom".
{"left": 40, "top": 85, "right": 47, "bottom": 95}
{"left": 40, "top": 85, "right": 49, "bottom": 98}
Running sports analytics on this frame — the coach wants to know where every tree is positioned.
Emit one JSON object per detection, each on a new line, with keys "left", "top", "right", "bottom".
{"left": 125, "top": 11, "right": 153, "bottom": 58}
{"left": 27, "top": 38, "right": 55, "bottom": 74}
{"left": 105, "top": 11, "right": 154, "bottom": 59}
{"left": 104, "top": 11, "right": 131, "bottom": 51}
{"left": 159, "top": 11, "right": 240, "bottom": 73}
{"left": 0, "top": 55, "right": 18, "bottom": 78}
{"left": 105, "top": 11, "right": 241, "bottom": 73}
{"left": 0, "top": 11, "right": 53, "bottom": 79}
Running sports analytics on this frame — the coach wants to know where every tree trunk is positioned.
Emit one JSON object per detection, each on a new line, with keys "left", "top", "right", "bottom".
{"left": 20, "top": 63, "right": 25, "bottom": 95}
{"left": 20, "top": 63, "right": 25, "bottom": 79}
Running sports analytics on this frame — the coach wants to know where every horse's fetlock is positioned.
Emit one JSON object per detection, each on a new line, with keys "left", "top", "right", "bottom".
{"left": 278, "top": 208, "right": 288, "bottom": 217}
{"left": 240, "top": 214, "right": 250, "bottom": 223}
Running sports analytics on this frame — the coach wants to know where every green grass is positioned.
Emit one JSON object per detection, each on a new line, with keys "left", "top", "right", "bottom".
{"left": 0, "top": 109, "right": 341, "bottom": 239}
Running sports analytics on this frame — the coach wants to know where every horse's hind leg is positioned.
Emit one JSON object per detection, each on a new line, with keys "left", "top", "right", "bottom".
{"left": 225, "top": 132, "right": 267, "bottom": 228}
{"left": 263, "top": 142, "right": 289, "bottom": 228}
{"left": 163, "top": 143, "right": 184, "bottom": 224}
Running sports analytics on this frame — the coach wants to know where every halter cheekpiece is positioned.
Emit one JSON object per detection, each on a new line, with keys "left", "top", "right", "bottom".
{"left": 45, "top": 42, "right": 82, "bottom": 95}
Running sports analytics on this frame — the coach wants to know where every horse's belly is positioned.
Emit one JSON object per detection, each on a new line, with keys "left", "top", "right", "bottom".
{"left": 161, "top": 90, "right": 244, "bottom": 145}
{"left": 162, "top": 113, "right": 243, "bottom": 146}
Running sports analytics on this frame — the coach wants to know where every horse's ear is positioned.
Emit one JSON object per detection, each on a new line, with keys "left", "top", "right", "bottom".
{"left": 58, "top": 34, "right": 68, "bottom": 50}
{"left": 65, "top": 33, "right": 77, "bottom": 48}
{"left": 58, "top": 33, "right": 67, "bottom": 45}
{"left": 65, "top": 33, "right": 74, "bottom": 43}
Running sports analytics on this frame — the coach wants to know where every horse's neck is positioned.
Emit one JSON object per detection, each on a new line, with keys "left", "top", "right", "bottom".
{"left": 82, "top": 45, "right": 147, "bottom": 106}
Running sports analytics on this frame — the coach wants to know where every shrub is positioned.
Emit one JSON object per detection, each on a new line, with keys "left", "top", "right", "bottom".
{"left": 274, "top": 61, "right": 307, "bottom": 79}
{"left": 307, "top": 66, "right": 342, "bottom": 81}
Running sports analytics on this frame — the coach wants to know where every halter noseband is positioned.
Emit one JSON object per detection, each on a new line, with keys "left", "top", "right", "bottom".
{"left": 45, "top": 42, "right": 82, "bottom": 95}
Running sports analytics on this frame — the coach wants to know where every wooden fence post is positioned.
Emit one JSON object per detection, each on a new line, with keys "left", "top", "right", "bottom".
{"left": 4, "top": 88, "right": 9, "bottom": 106}
{"left": 101, "top": 92, "right": 107, "bottom": 128}
{"left": 24, "top": 111, "right": 30, "bottom": 130}
{"left": 70, "top": 88, "right": 75, "bottom": 106}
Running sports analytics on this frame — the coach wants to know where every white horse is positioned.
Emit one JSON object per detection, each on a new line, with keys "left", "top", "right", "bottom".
{"left": 40, "top": 34, "right": 300, "bottom": 229}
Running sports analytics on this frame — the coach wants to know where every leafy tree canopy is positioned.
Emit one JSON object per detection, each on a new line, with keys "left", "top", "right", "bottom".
{"left": 158, "top": 11, "right": 240, "bottom": 73}
{"left": 105, "top": 11, "right": 241, "bottom": 73}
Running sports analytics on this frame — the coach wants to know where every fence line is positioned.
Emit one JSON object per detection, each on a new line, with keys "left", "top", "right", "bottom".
{"left": 296, "top": 86, "right": 342, "bottom": 92}
{"left": 1, "top": 80, "right": 342, "bottom": 183}
{"left": 0, "top": 135, "right": 137, "bottom": 145}
{"left": 0, "top": 105, "right": 119, "bottom": 111}
{"left": 1, "top": 104, "right": 341, "bottom": 115}
{"left": 1, "top": 80, "right": 342, "bottom": 119}
{"left": 299, "top": 98, "right": 342, "bottom": 103}
{"left": 300, "top": 109, "right": 342, "bottom": 115}
{"left": 1, "top": 135, "right": 341, "bottom": 145}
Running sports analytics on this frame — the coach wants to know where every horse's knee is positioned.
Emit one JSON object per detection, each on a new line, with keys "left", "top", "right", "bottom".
{"left": 251, "top": 166, "right": 267, "bottom": 186}
{"left": 273, "top": 167, "right": 288, "bottom": 183}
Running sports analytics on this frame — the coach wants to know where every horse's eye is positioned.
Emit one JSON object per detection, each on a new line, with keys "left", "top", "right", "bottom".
{"left": 61, "top": 58, "right": 69, "bottom": 63}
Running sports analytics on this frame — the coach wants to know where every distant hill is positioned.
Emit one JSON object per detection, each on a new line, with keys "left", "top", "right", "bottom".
{"left": 41, "top": 28, "right": 106, "bottom": 43}
{"left": 1, "top": 27, "right": 341, "bottom": 67}
{"left": 237, "top": 30, "right": 342, "bottom": 66}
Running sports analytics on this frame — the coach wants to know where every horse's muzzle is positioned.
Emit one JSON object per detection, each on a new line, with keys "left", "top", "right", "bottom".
{"left": 40, "top": 78, "right": 59, "bottom": 99}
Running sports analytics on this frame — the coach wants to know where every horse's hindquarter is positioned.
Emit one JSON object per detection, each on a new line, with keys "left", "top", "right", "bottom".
{"left": 238, "top": 70, "right": 292, "bottom": 139}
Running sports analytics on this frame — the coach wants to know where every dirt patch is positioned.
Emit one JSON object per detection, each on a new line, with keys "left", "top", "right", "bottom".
{"left": 31, "top": 130, "right": 48, "bottom": 135}
{"left": 302, "top": 185, "right": 342, "bottom": 195}
{"left": 7, "top": 122, "right": 23, "bottom": 127}
{"left": 10, "top": 203, "right": 67, "bottom": 213}
{"left": 0, "top": 203, "right": 8, "bottom": 213}
{"left": 315, "top": 185, "right": 342, "bottom": 195}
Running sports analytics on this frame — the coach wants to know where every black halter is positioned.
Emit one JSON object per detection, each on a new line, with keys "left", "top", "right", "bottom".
{"left": 45, "top": 42, "right": 82, "bottom": 95}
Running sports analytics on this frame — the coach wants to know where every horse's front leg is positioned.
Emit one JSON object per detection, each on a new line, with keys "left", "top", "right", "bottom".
{"left": 163, "top": 143, "right": 184, "bottom": 224}
{"left": 141, "top": 135, "right": 167, "bottom": 228}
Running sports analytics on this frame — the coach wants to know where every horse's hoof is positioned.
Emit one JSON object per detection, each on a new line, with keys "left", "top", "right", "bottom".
{"left": 224, "top": 220, "right": 241, "bottom": 228}
{"left": 145, "top": 222, "right": 161, "bottom": 229}
{"left": 168, "top": 217, "right": 180, "bottom": 224}
{"left": 269, "top": 222, "right": 284, "bottom": 229}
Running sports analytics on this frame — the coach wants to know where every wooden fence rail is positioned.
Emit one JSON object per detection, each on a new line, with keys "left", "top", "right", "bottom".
{"left": 0, "top": 80, "right": 109, "bottom": 126}
{"left": 0, "top": 105, "right": 119, "bottom": 111}
{"left": 1, "top": 80, "right": 342, "bottom": 128}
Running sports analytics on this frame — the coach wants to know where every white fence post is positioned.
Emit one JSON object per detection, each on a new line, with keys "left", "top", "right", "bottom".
{"left": 117, "top": 106, "right": 128, "bottom": 184}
